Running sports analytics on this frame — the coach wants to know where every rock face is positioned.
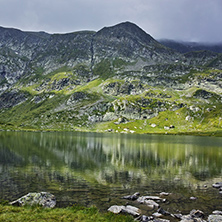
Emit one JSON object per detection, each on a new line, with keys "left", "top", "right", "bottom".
{"left": 10, "top": 192, "right": 56, "bottom": 208}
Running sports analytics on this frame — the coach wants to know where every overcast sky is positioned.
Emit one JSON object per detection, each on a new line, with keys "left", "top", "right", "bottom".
{"left": 0, "top": 0, "right": 222, "bottom": 43}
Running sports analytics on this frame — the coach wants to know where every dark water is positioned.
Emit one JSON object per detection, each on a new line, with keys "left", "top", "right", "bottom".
{"left": 0, "top": 131, "right": 222, "bottom": 217}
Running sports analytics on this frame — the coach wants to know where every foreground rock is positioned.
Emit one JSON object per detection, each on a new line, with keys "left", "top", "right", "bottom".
{"left": 10, "top": 192, "right": 56, "bottom": 208}
{"left": 208, "top": 211, "right": 222, "bottom": 222}
{"left": 110, "top": 192, "right": 222, "bottom": 221}
{"left": 108, "top": 205, "right": 141, "bottom": 216}
{"left": 178, "top": 209, "right": 205, "bottom": 222}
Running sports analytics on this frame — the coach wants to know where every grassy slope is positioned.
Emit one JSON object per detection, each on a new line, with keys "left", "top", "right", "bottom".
{"left": 0, "top": 68, "right": 222, "bottom": 136}
{"left": 0, "top": 204, "right": 133, "bottom": 222}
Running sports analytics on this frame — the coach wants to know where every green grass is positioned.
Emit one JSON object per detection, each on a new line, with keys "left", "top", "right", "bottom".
{"left": 0, "top": 204, "right": 134, "bottom": 222}
{"left": 1, "top": 68, "right": 222, "bottom": 136}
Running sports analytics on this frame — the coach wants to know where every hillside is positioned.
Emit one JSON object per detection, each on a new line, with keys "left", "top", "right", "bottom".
{"left": 0, "top": 22, "right": 222, "bottom": 135}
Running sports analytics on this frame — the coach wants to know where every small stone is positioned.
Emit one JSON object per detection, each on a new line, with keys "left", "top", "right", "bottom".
{"left": 160, "top": 192, "right": 170, "bottom": 196}
{"left": 108, "top": 205, "right": 141, "bottom": 216}
{"left": 212, "top": 211, "right": 222, "bottom": 215}
{"left": 122, "top": 192, "right": 140, "bottom": 200}
{"left": 190, "top": 209, "right": 204, "bottom": 218}
{"left": 174, "top": 214, "right": 183, "bottom": 219}
{"left": 158, "top": 207, "right": 171, "bottom": 216}
{"left": 212, "top": 182, "right": 222, "bottom": 188}
{"left": 152, "top": 212, "right": 163, "bottom": 218}
{"left": 108, "top": 205, "right": 124, "bottom": 214}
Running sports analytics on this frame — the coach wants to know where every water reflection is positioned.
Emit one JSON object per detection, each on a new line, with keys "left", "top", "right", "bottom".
{"left": 1, "top": 132, "right": 222, "bottom": 181}
{"left": 0, "top": 131, "right": 222, "bottom": 212}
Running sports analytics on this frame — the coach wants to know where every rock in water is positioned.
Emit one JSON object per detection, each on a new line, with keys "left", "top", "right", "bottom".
{"left": 122, "top": 192, "right": 140, "bottom": 200}
{"left": 10, "top": 192, "right": 56, "bottom": 208}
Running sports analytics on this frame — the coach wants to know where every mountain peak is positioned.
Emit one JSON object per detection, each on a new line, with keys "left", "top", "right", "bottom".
{"left": 96, "top": 21, "right": 155, "bottom": 45}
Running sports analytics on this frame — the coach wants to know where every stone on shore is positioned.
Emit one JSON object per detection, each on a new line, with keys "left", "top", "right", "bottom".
{"left": 212, "top": 182, "right": 222, "bottom": 188}
{"left": 10, "top": 192, "right": 56, "bottom": 208}
{"left": 108, "top": 205, "right": 141, "bottom": 216}
{"left": 208, "top": 210, "right": 222, "bottom": 222}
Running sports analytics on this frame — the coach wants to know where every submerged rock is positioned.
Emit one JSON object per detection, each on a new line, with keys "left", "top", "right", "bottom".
{"left": 122, "top": 192, "right": 140, "bottom": 200}
{"left": 159, "top": 192, "right": 170, "bottom": 196}
{"left": 10, "top": 192, "right": 56, "bottom": 208}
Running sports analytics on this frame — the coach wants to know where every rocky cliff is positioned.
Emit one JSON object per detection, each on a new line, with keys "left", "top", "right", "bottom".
{"left": 0, "top": 22, "right": 222, "bottom": 135}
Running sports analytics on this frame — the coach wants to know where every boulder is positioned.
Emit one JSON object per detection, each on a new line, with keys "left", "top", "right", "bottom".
{"left": 180, "top": 209, "right": 205, "bottom": 222}
{"left": 208, "top": 211, "right": 222, "bottom": 222}
{"left": 108, "top": 205, "right": 141, "bottom": 216}
{"left": 137, "top": 196, "right": 160, "bottom": 209}
{"left": 10, "top": 192, "right": 56, "bottom": 208}
{"left": 208, "top": 214, "right": 222, "bottom": 222}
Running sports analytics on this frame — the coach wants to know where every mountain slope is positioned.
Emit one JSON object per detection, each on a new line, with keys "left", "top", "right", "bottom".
{"left": 0, "top": 22, "right": 222, "bottom": 135}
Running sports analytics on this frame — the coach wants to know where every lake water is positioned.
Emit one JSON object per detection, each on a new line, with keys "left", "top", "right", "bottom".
{"left": 0, "top": 131, "right": 222, "bottom": 217}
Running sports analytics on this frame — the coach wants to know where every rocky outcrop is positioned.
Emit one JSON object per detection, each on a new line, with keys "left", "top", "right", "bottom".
{"left": 0, "top": 90, "right": 28, "bottom": 109}
{"left": 10, "top": 192, "right": 56, "bottom": 208}
{"left": 67, "top": 91, "right": 89, "bottom": 105}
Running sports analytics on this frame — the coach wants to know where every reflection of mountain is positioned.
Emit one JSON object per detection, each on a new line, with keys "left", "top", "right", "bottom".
{"left": 1, "top": 131, "right": 222, "bottom": 187}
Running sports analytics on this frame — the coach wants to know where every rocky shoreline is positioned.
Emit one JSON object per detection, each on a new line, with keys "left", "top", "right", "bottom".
{"left": 107, "top": 182, "right": 222, "bottom": 222}
{"left": 7, "top": 182, "right": 222, "bottom": 222}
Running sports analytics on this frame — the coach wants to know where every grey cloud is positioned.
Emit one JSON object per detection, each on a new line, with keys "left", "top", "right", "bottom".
{"left": 0, "top": 0, "right": 221, "bottom": 42}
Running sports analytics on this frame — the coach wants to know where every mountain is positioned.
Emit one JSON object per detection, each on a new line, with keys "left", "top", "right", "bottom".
{"left": 0, "top": 22, "right": 222, "bottom": 135}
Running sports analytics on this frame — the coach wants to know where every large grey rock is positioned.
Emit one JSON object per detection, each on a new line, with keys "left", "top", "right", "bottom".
{"left": 208, "top": 211, "right": 222, "bottom": 222}
{"left": 208, "top": 214, "right": 222, "bottom": 222}
{"left": 180, "top": 209, "right": 205, "bottom": 222}
{"left": 108, "top": 205, "right": 141, "bottom": 216}
{"left": 10, "top": 192, "right": 56, "bottom": 208}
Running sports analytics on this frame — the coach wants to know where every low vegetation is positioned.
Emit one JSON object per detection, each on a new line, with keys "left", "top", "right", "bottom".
{"left": 0, "top": 203, "right": 133, "bottom": 222}
{"left": 1, "top": 68, "right": 222, "bottom": 136}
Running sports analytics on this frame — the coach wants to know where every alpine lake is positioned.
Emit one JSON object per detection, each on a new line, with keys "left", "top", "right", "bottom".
{"left": 0, "top": 131, "right": 222, "bottom": 218}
